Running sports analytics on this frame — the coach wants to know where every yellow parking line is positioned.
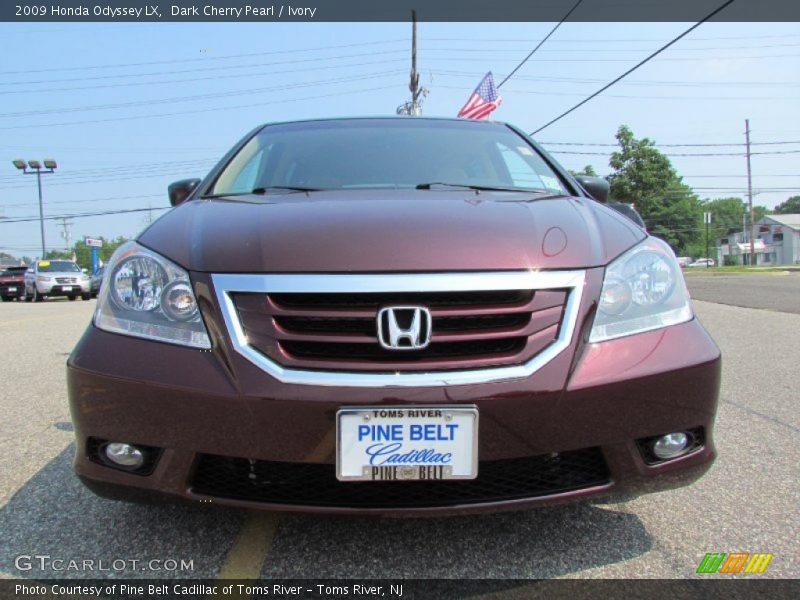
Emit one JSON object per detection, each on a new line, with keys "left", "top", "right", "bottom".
{"left": 214, "top": 426, "right": 336, "bottom": 583}
{"left": 216, "top": 511, "right": 281, "bottom": 580}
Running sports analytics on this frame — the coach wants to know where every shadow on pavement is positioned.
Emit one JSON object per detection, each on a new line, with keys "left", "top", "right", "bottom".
{"left": 0, "top": 445, "right": 244, "bottom": 579}
{"left": 262, "top": 503, "right": 651, "bottom": 578}
{"left": 1, "top": 444, "right": 652, "bottom": 580}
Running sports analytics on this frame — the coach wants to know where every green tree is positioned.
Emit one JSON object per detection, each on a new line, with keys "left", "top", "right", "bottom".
{"left": 569, "top": 165, "right": 597, "bottom": 177}
{"left": 701, "top": 197, "right": 748, "bottom": 238}
{"left": 774, "top": 196, "right": 800, "bottom": 214}
{"left": 753, "top": 205, "right": 771, "bottom": 222}
{"left": 606, "top": 126, "right": 702, "bottom": 253}
{"left": 71, "top": 236, "right": 129, "bottom": 270}
{"left": 43, "top": 237, "right": 130, "bottom": 270}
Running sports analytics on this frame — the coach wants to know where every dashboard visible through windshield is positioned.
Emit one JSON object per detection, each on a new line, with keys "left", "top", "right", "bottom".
{"left": 208, "top": 119, "right": 568, "bottom": 197}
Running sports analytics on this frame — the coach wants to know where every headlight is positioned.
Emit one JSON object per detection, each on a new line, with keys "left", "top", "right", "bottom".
{"left": 36, "top": 275, "right": 52, "bottom": 282}
{"left": 589, "top": 237, "right": 693, "bottom": 343}
{"left": 94, "top": 241, "right": 211, "bottom": 348}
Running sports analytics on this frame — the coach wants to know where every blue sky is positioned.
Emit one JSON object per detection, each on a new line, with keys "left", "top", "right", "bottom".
{"left": 0, "top": 20, "right": 798, "bottom": 259}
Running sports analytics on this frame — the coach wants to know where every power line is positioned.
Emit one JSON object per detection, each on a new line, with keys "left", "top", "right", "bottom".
{"left": 436, "top": 83, "right": 799, "bottom": 102}
{"left": 0, "top": 160, "right": 217, "bottom": 186}
{"left": 0, "top": 158, "right": 214, "bottom": 179}
{"left": 0, "top": 84, "right": 397, "bottom": 130}
{"left": 0, "top": 193, "right": 163, "bottom": 209}
{"left": 540, "top": 140, "right": 800, "bottom": 147}
{"left": 427, "top": 42, "right": 800, "bottom": 53}
{"left": 0, "top": 71, "right": 404, "bottom": 119}
{"left": 0, "top": 206, "right": 171, "bottom": 224}
{"left": 5, "top": 48, "right": 797, "bottom": 89}
{"left": 0, "top": 49, "right": 408, "bottom": 87}
{"left": 0, "top": 58, "right": 410, "bottom": 96}
{"left": 0, "top": 39, "right": 407, "bottom": 75}
{"left": 433, "top": 69, "right": 800, "bottom": 88}
{"left": 549, "top": 149, "right": 800, "bottom": 156}
{"left": 531, "top": 0, "right": 739, "bottom": 135}
{"left": 426, "top": 34, "right": 800, "bottom": 43}
{"left": 496, "top": 0, "right": 584, "bottom": 89}
{"left": 429, "top": 52, "right": 800, "bottom": 64}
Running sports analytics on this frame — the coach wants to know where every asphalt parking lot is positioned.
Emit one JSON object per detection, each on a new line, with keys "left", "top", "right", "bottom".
{"left": 0, "top": 275, "right": 798, "bottom": 583}
{"left": 684, "top": 270, "right": 800, "bottom": 314}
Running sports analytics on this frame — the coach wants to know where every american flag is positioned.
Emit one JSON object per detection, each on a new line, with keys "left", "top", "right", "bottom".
{"left": 457, "top": 72, "right": 502, "bottom": 120}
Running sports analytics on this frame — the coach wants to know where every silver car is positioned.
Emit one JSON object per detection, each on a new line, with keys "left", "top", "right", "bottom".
{"left": 24, "top": 259, "right": 92, "bottom": 301}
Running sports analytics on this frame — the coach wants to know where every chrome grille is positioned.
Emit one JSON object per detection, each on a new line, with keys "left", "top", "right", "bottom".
{"left": 56, "top": 277, "right": 78, "bottom": 284}
{"left": 212, "top": 271, "right": 585, "bottom": 387}
{"left": 232, "top": 289, "right": 567, "bottom": 372}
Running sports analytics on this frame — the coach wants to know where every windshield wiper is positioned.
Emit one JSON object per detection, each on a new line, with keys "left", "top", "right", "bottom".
{"left": 252, "top": 186, "right": 322, "bottom": 194}
{"left": 200, "top": 191, "right": 252, "bottom": 199}
{"left": 415, "top": 182, "right": 550, "bottom": 193}
{"left": 201, "top": 186, "right": 322, "bottom": 199}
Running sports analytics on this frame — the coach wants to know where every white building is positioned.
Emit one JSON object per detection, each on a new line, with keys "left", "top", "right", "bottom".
{"left": 758, "top": 214, "right": 800, "bottom": 265}
{"left": 716, "top": 214, "right": 800, "bottom": 266}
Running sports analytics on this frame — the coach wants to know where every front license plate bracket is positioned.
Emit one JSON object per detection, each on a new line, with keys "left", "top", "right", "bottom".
{"left": 336, "top": 406, "right": 478, "bottom": 482}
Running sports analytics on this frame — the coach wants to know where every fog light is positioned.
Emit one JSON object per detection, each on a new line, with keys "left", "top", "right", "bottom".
{"left": 652, "top": 432, "right": 689, "bottom": 459}
{"left": 105, "top": 442, "right": 144, "bottom": 468}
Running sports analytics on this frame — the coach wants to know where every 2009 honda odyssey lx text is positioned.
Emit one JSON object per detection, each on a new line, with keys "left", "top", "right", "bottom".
{"left": 67, "top": 117, "right": 720, "bottom": 514}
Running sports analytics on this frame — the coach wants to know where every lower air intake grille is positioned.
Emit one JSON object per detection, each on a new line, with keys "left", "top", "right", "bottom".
{"left": 191, "top": 447, "right": 610, "bottom": 509}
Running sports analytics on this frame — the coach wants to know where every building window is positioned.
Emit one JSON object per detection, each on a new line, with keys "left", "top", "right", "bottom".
{"left": 773, "top": 233, "right": 783, "bottom": 242}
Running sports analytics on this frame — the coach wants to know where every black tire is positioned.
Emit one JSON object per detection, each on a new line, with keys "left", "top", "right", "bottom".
{"left": 0, "top": 296, "right": 9, "bottom": 302}
{"left": 67, "top": 295, "right": 77, "bottom": 301}
{"left": 32, "top": 287, "right": 43, "bottom": 302}
{"left": 81, "top": 293, "right": 92, "bottom": 301}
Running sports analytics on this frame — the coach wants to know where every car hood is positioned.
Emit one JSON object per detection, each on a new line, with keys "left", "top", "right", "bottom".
{"left": 39, "top": 271, "right": 84, "bottom": 277}
{"left": 138, "top": 190, "right": 646, "bottom": 272}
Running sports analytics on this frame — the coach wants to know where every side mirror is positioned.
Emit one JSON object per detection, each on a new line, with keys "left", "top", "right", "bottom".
{"left": 168, "top": 178, "right": 201, "bottom": 207}
{"left": 574, "top": 176, "right": 609, "bottom": 203}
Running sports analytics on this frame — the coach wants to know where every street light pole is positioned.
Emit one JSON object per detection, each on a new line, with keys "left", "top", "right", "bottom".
{"left": 35, "top": 167, "right": 45, "bottom": 256}
{"left": 12, "top": 159, "right": 57, "bottom": 258}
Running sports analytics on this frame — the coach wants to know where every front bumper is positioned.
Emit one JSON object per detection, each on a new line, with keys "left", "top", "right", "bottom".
{"left": 67, "top": 314, "right": 720, "bottom": 515}
{"left": 37, "top": 281, "right": 90, "bottom": 295}
{"left": 0, "top": 283, "right": 25, "bottom": 297}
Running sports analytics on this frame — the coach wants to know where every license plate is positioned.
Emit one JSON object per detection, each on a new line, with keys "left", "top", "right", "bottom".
{"left": 336, "top": 406, "right": 478, "bottom": 481}
{"left": 7, "top": 287, "right": 16, "bottom": 292}
{"left": 63, "top": 286, "right": 74, "bottom": 290}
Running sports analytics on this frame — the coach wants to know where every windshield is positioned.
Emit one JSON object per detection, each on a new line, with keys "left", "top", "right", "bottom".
{"left": 37, "top": 260, "right": 81, "bottom": 273}
{"left": 208, "top": 119, "right": 567, "bottom": 196}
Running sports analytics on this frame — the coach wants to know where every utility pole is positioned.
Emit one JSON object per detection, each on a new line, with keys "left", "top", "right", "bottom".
{"left": 704, "top": 212, "right": 711, "bottom": 267}
{"left": 59, "top": 218, "right": 73, "bottom": 252}
{"left": 745, "top": 119, "right": 755, "bottom": 266}
{"left": 397, "top": 10, "right": 428, "bottom": 115}
{"left": 410, "top": 10, "right": 420, "bottom": 115}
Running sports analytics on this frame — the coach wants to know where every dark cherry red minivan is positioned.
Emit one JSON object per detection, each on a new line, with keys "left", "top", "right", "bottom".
{"left": 67, "top": 117, "right": 720, "bottom": 514}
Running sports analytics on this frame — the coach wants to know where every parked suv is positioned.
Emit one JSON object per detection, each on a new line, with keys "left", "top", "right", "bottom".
{"left": 25, "top": 259, "right": 91, "bottom": 301}
{"left": 90, "top": 265, "right": 106, "bottom": 298}
{"left": 0, "top": 266, "right": 27, "bottom": 301}
{"left": 68, "top": 118, "right": 720, "bottom": 514}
